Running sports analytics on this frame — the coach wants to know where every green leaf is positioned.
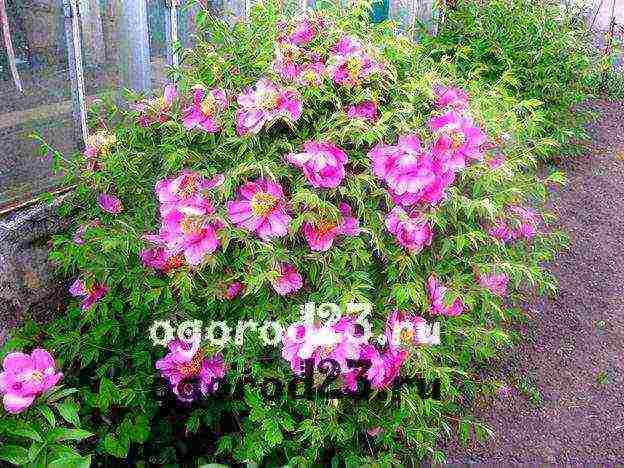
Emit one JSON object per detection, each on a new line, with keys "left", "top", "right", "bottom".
{"left": 37, "top": 406, "right": 56, "bottom": 428}
{"left": 8, "top": 423, "right": 43, "bottom": 442}
{"left": 46, "top": 387, "right": 80, "bottom": 404}
{"left": 186, "top": 414, "right": 201, "bottom": 434}
{"left": 0, "top": 445, "right": 30, "bottom": 465}
{"left": 27, "top": 441, "right": 45, "bottom": 463}
{"left": 131, "top": 415, "right": 150, "bottom": 444}
{"left": 262, "top": 419, "right": 283, "bottom": 447}
{"left": 56, "top": 399, "right": 81, "bottom": 427}
{"left": 458, "top": 420, "right": 471, "bottom": 446}
{"left": 104, "top": 433, "right": 130, "bottom": 458}
{"left": 48, "top": 454, "right": 92, "bottom": 468}
{"left": 49, "top": 428, "right": 93, "bottom": 442}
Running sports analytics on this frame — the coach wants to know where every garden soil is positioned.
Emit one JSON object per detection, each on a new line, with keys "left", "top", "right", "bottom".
{"left": 441, "top": 99, "right": 624, "bottom": 464}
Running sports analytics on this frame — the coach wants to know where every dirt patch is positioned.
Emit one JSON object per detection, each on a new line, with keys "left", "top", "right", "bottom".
{"left": 441, "top": 99, "right": 624, "bottom": 464}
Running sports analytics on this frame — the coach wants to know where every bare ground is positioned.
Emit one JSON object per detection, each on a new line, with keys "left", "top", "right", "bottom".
{"left": 442, "top": 99, "right": 624, "bottom": 464}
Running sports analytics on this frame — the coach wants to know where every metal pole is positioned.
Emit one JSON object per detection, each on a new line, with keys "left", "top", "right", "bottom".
{"left": 0, "top": 0, "right": 23, "bottom": 92}
{"left": 164, "top": 0, "right": 180, "bottom": 68}
{"left": 119, "top": 0, "right": 151, "bottom": 92}
{"left": 62, "top": 0, "right": 89, "bottom": 147}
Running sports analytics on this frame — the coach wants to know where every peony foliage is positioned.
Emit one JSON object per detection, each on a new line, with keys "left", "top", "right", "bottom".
{"left": 1, "top": 1, "right": 567, "bottom": 465}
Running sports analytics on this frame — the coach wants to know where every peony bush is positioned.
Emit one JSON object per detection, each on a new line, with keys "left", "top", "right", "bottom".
{"left": 428, "top": 0, "right": 597, "bottom": 161}
{"left": 1, "top": 1, "right": 567, "bottom": 465}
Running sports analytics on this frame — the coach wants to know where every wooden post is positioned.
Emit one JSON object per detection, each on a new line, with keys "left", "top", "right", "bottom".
{"left": 390, "top": 0, "right": 439, "bottom": 39}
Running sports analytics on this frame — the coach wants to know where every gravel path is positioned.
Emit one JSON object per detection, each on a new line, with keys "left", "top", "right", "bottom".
{"left": 443, "top": 99, "right": 624, "bottom": 464}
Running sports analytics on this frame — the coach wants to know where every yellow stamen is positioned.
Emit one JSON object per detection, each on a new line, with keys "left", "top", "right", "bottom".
{"left": 178, "top": 350, "right": 205, "bottom": 377}
{"left": 303, "top": 70, "right": 318, "bottom": 84}
{"left": 200, "top": 96, "right": 217, "bottom": 116}
{"left": 316, "top": 220, "right": 337, "bottom": 236}
{"left": 258, "top": 89, "right": 279, "bottom": 110}
{"left": 177, "top": 175, "right": 198, "bottom": 199}
{"left": 28, "top": 370, "right": 44, "bottom": 383}
{"left": 450, "top": 131, "right": 466, "bottom": 149}
{"left": 165, "top": 256, "right": 185, "bottom": 270}
{"left": 180, "top": 216, "right": 204, "bottom": 235}
{"left": 400, "top": 329, "right": 415, "bottom": 344}
{"left": 251, "top": 192, "right": 279, "bottom": 216}
{"left": 347, "top": 57, "right": 363, "bottom": 76}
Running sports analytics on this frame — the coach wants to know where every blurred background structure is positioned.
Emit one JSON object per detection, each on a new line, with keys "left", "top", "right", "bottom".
{"left": 0, "top": 0, "right": 212, "bottom": 210}
{"left": 0, "top": 0, "right": 620, "bottom": 211}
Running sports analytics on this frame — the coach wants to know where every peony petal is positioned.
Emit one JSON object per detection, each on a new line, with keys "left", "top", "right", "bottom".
{"left": 30, "top": 349, "right": 55, "bottom": 371}
{"left": 3, "top": 393, "right": 36, "bottom": 414}
{"left": 69, "top": 279, "right": 86, "bottom": 297}
{"left": 2, "top": 353, "right": 33, "bottom": 374}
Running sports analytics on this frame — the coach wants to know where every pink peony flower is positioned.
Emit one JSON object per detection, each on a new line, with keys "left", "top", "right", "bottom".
{"left": 347, "top": 101, "right": 378, "bottom": 122}
{"left": 282, "top": 318, "right": 360, "bottom": 374}
{"left": 182, "top": 87, "right": 228, "bottom": 133}
{"left": 477, "top": 272, "right": 509, "bottom": 296}
{"left": 235, "top": 79, "right": 302, "bottom": 135}
{"left": 429, "top": 111, "right": 488, "bottom": 163}
{"left": 427, "top": 275, "right": 464, "bottom": 317}
{"left": 286, "top": 141, "right": 348, "bottom": 189}
{"left": 73, "top": 219, "right": 101, "bottom": 245}
{"left": 286, "top": 16, "right": 317, "bottom": 45}
{"left": 0, "top": 349, "right": 63, "bottom": 414}
{"left": 327, "top": 36, "right": 382, "bottom": 86}
{"left": 433, "top": 85, "right": 469, "bottom": 110}
{"left": 130, "top": 83, "right": 178, "bottom": 127}
{"left": 432, "top": 131, "right": 468, "bottom": 174}
{"left": 69, "top": 279, "right": 108, "bottom": 311}
{"left": 486, "top": 154, "right": 506, "bottom": 169}
{"left": 156, "top": 340, "right": 227, "bottom": 402}
{"left": 488, "top": 219, "right": 514, "bottom": 242}
{"left": 223, "top": 281, "right": 244, "bottom": 300}
{"left": 385, "top": 206, "right": 433, "bottom": 253}
{"left": 369, "top": 134, "right": 455, "bottom": 207}
{"left": 272, "top": 39, "right": 305, "bottom": 82}
{"left": 489, "top": 205, "right": 539, "bottom": 242}
{"left": 384, "top": 310, "right": 439, "bottom": 350}
{"left": 281, "top": 322, "right": 312, "bottom": 374}
{"left": 83, "top": 131, "right": 117, "bottom": 171}
{"left": 370, "top": 135, "right": 429, "bottom": 183}
{"left": 227, "top": 179, "right": 291, "bottom": 241}
{"left": 158, "top": 208, "right": 221, "bottom": 266}
{"left": 302, "top": 202, "right": 360, "bottom": 251}
{"left": 388, "top": 156, "right": 456, "bottom": 207}
{"left": 508, "top": 205, "right": 539, "bottom": 240}
{"left": 270, "top": 263, "right": 303, "bottom": 296}
{"left": 367, "top": 427, "right": 383, "bottom": 437}
{"left": 358, "top": 344, "right": 407, "bottom": 390}
{"left": 297, "top": 61, "right": 326, "bottom": 86}
{"left": 139, "top": 247, "right": 185, "bottom": 273}
{"left": 155, "top": 171, "right": 224, "bottom": 216}
{"left": 198, "top": 354, "right": 228, "bottom": 395}
{"left": 97, "top": 193, "right": 123, "bottom": 214}
{"left": 274, "top": 57, "right": 303, "bottom": 82}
